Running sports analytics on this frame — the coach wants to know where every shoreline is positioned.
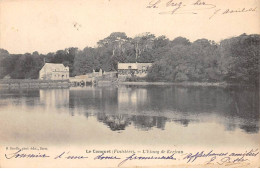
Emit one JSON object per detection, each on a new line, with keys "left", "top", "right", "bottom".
{"left": 118, "top": 81, "right": 255, "bottom": 87}
{"left": 0, "top": 79, "right": 257, "bottom": 89}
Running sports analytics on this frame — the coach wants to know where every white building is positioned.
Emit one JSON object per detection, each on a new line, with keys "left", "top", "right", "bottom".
{"left": 39, "top": 63, "right": 69, "bottom": 80}
{"left": 118, "top": 63, "right": 152, "bottom": 79}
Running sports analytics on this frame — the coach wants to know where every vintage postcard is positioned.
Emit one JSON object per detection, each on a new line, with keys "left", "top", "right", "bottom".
{"left": 0, "top": 0, "right": 259, "bottom": 168}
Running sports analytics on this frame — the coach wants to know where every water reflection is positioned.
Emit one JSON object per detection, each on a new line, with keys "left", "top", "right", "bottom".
{"left": 67, "top": 86, "right": 259, "bottom": 133}
{"left": 0, "top": 88, "right": 40, "bottom": 107}
{"left": 97, "top": 114, "right": 131, "bottom": 131}
{"left": 0, "top": 85, "right": 259, "bottom": 134}
{"left": 40, "top": 89, "right": 69, "bottom": 109}
{"left": 131, "top": 115, "right": 168, "bottom": 131}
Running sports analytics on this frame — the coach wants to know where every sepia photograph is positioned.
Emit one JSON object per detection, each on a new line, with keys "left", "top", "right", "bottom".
{"left": 0, "top": 0, "right": 259, "bottom": 168}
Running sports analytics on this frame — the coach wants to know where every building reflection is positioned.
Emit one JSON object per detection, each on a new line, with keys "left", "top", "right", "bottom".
{"left": 0, "top": 85, "right": 258, "bottom": 134}
{"left": 117, "top": 86, "right": 148, "bottom": 113}
{"left": 69, "top": 87, "right": 118, "bottom": 117}
{"left": 40, "top": 88, "right": 69, "bottom": 109}
{"left": 68, "top": 86, "right": 172, "bottom": 131}
{"left": 67, "top": 85, "right": 259, "bottom": 133}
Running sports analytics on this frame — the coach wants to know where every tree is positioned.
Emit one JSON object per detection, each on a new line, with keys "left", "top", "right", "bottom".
{"left": 0, "top": 33, "right": 259, "bottom": 85}
{"left": 220, "top": 34, "right": 260, "bottom": 84}
{"left": 73, "top": 47, "right": 99, "bottom": 75}
{"left": 97, "top": 32, "right": 133, "bottom": 70}
{"left": 0, "top": 49, "right": 10, "bottom": 78}
{"left": 171, "top": 37, "right": 191, "bottom": 46}
{"left": 132, "top": 32, "right": 155, "bottom": 62}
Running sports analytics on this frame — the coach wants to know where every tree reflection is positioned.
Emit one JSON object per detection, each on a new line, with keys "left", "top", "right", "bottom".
{"left": 240, "top": 125, "right": 259, "bottom": 133}
{"left": 96, "top": 114, "right": 169, "bottom": 131}
{"left": 131, "top": 115, "right": 168, "bottom": 130}
{"left": 67, "top": 85, "right": 259, "bottom": 133}
{"left": 173, "top": 119, "right": 190, "bottom": 127}
{"left": 240, "top": 125, "right": 259, "bottom": 134}
{"left": 97, "top": 113, "right": 131, "bottom": 131}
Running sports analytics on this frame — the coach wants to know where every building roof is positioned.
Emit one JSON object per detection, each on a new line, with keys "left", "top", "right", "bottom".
{"left": 118, "top": 63, "right": 152, "bottom": 70}
{"left": 42, "top": 63, "right": 68, "bottom": 71}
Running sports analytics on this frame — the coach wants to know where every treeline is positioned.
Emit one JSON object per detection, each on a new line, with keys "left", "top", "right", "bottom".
{"left": 0, "top": 32, "right": 259, "bottom": 85}
{"left": 0, "top": 48, "right": 77, "bottom": 79}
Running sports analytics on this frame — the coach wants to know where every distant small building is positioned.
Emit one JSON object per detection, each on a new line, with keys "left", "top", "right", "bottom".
{"left": 69, "top": 69, "right": 118, "bottom": 86}
{"left": 39, "top": 63, "right": 69, "bottom": 80}
{"left": 103, "top": 71, "right": 118, "bottom": 79}
{"left": 118, "top": 63, "right": 152, "bottom": 79}
{"left": 69, "top": 74, "right": 92, "bottom": 83}
{"left": 3, "top": 74, "right": 11, "bottom": 79}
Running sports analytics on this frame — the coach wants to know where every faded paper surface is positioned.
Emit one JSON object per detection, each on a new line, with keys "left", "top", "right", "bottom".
{"left": 0, "top": 0, "right": 260, "bottom": 168}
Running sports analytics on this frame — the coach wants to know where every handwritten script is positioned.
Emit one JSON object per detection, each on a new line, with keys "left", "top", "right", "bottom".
{"left": 146, "top": 0, "right": 257, "bottom": 19}
{"left": 3, "top": 148, "right": 259, "bottom": 167}
{"left": 183, "top": 149, "right": 259, "bottom": 166}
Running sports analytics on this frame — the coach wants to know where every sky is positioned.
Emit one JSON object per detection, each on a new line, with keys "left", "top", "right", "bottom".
{"left": 0, "top": 0, "right": 259, "bottom": 54}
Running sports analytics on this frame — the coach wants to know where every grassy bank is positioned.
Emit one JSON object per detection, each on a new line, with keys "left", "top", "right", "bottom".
{"left": 0, "top": 79, "right": 71, "bottom": 89}
{"left": 0, "top": 79, "right": 69, "bottom": 84}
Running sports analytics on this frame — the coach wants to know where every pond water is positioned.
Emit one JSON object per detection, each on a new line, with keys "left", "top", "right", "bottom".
{"left": 0, "top": 85, "right": 259, "bottom": 148}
